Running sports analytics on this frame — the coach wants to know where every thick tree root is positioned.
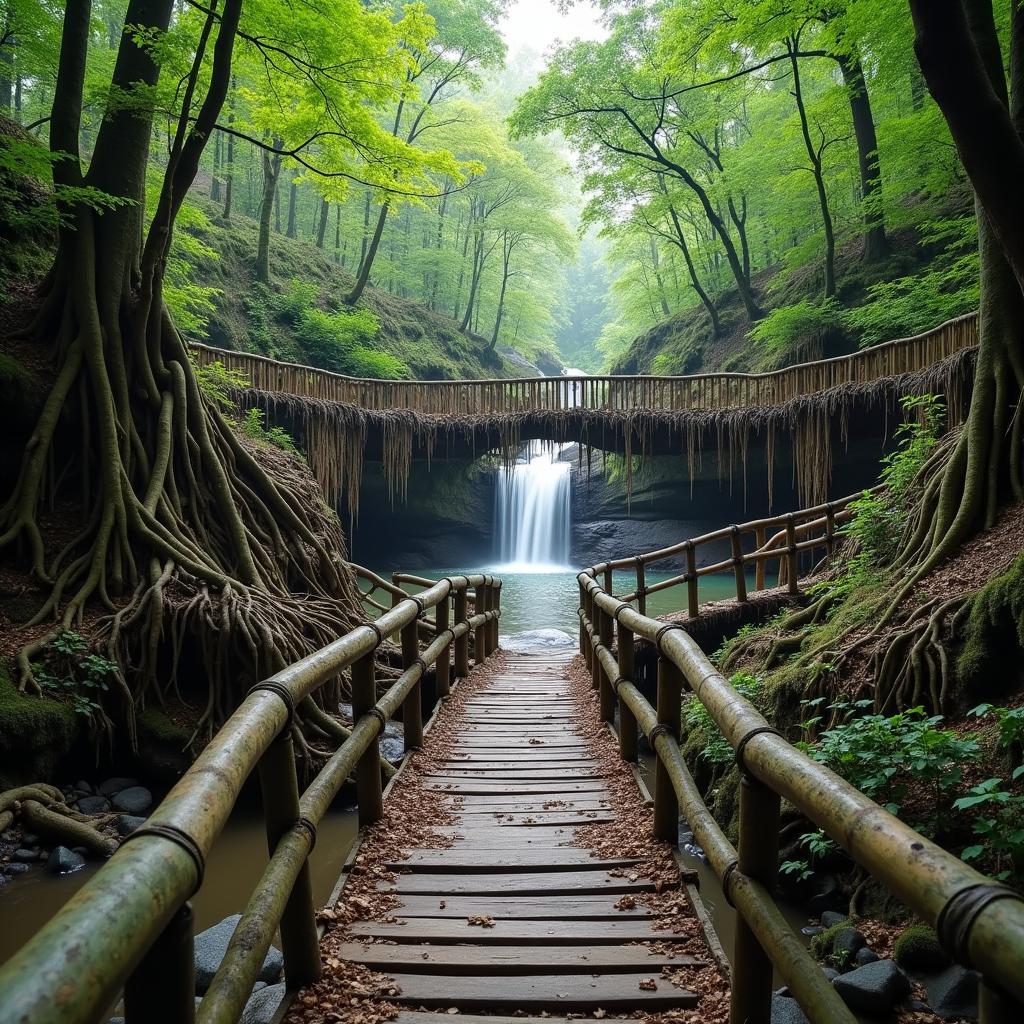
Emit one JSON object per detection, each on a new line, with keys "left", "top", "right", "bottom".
{"left": 0, "top": 785, "right": 118, "bottom": 858}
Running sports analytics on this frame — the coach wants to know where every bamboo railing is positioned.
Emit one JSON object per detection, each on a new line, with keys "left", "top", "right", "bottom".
{"left": 593, "top": 488, "right": 877, "bottom": 617}
{"left": 189, "top": 312, "right": 978, "bottom": 416}
{"left": 0, "top": 574, "right": 502, "bottom": 1024}
{"left": 576, "top": 571, "right": 1024, "bottom": 1024}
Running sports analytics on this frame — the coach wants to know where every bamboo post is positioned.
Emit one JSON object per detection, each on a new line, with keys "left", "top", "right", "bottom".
{"left": 617, "top": 622, "right": 637, "bottom": 762}
{"left": 475, "top": 582, "right": 490, "bottom": 666}
{"left": 352, "top": 651, "right": 383, "bottom": 827}
{"left": 653, "top": 657, "right": 683, "bottom": 842}
{"left": 731, "top": 527, "right": 748, "bottom": 603}
{"left": 785, "top": 516, "right": 799, "bottom": 595}
{"left": 389, "top": 578, "right": 402, "bottom": 643}
{"left": 729, "top": 776, "right": 781, "bottom": 1024}
{"left": 257, "top": 733, "right": 321, "bottom": 989}
{"left": 579, "top": 580, "right": 589, "bottom": 663}
{"left": 435, "top": 593, "right": 451, "bottom": 698}
{"left": 635, "top": 558, "right": 647, "bottom": 616}
{"left": 825, "top": 504, "right": 836, "bottom": 560}
{"left": 590, "top": 603, "right": 602, "bottom": 691}
{"left": 490, "top": 580, "right": 501, "bottom": 654}
{"left": 599, "top": 603, "right": 615, "bottom": 723}
{"left": 685, "top": 543, "right": 698, "bottom": 618}
{"left": 124, "top": 903, "right": 195, "bottom": 1024}
{"left": 454, "top": 583, "right": 469, "bottom": 677}
{"left": 603, "top": 566, "right": 615, "bottom": 644}
{"left": 401, "top": 620, "right": 424, "bottom": 750}
{"left": 754, "top": 526, "right": 766, "bottom": 592}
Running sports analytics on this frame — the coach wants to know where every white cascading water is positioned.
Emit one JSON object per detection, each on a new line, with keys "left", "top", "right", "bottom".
{"left": 495, "top": 442, "right": 571, "bottom": 571}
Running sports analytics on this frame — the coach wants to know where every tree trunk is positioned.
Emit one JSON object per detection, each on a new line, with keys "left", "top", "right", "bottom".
{"left": 790, "top": 41, "right": 837, "bottom": 300}
{"left": 315, "top": 197, "right": 329, "bottom": 249}
{"left": 256, "top": 141, "right": 282, "bottom": 285}
{"left": 838, "top": 53, "right": 889, "bottom": 261}
{"left": 649, "top": 236, "right": 671, "bottom": 317}
{"left": 460, "top": 231, "right": 484, "bottom": 332}
{"left": 211, "top": 131, "right": 221, "bottom": 202}
{"left": 667, "top": 203, "right": 721, "bottom": 336}
{"left": 285, "top": 180, "right": 297, "bottom": 239}
{"left": 345, "top": 201, "right": 389, "bottom": 305}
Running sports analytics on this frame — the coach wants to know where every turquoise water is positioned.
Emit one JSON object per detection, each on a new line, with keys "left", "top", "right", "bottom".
{"left": 377, "top": 567, "right": 758, "bottom": 635}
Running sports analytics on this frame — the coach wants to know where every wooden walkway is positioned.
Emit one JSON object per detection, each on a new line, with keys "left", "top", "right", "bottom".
{"left": 323, "top": 649, "right": 708, "bottom": 1021}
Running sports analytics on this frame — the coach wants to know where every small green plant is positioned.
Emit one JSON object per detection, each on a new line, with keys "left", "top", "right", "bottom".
{"left": 192, "top": 358, "right": 251, "bottom": 409}
{"left": 969, "top": 703, "right": 1024, "bottom": 772}
{"left": 33, "top": 631, "right": 117, "bottom": 719}
{"left": 242, "top": 408, "right": 298, "bottom": 454}
{"left": 683, "top": 672, "right": 762, "bottom": 766}
{"left": 799, "top": 701, "right": 980, "bottom": 829}
{"left": 954, "top": 779, "right": 1024, "bottom": 882}
{"left": 749, "top": 298, "right": 844, "bottom": 358}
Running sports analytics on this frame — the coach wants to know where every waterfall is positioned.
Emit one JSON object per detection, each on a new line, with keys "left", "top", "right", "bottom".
{"left": 495, "top": 443, "right": 572, "bottom": 570}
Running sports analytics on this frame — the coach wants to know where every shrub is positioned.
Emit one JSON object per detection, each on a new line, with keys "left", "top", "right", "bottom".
{"left": 748, "top": 298, "right": 844, "bottom": 359}
{"left": 242, "top": 408, "right": 298, "bottom": 453}
{"left": 191, "top": 358, "right": 251, "bottom": 409}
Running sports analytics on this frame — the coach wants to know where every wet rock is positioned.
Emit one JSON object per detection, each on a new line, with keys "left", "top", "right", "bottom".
{"left": 832, "top": 927, "right": 866, "bottom": 960}
{"left": 13, "top": 847, "right": 39, "bottom": 862}
{"left": 241, "top": 982, "right": 285, "bottom": 1024}
{"left": 74, "top": 780, "right": 93, "bottom": 794}
{"left": 99, "top": 777, "right": 139, "bottom": 797}
{"left": 771, "top": 992, "right": 809, "bottom": 1024}
{"left": 21, "top": 833, "right": 39, "bottom": 845}
{"left": 112, "top": 787, "right": 152, "bottom": 815}
{"left": 801, "top": 925, "right": 825, "bottom": 937}
{"left": 821, "top": 968, "right": 841, "bottom": 982}
{"left": 194, "top": 915, "right": 283, "bottom": 993}
{"left": 47, "top": 846, "right": 86, "bottom": 875}
{"left": 806, "top": 874, "right": 841, "bottom": 914}
{"left": 923, "top": 966, "right": 979, "bottom": 1020}
{"left": 0, "top": 873, "right": 6, "bottom": 887}
{"left": 820, "top": 911, "right": 846, "bottom": 928}
{"left": 832, "top": 959, "right": 910, "bottom": 1015}
{"left": 4, "top": 862, "right": 31, "bottom": 876}
{"left": 855, "top": 946, "right": 880, "bottom": 966}
{"left": 501, "top": 628, "right": 575, "bottom": 652}
{"left": 76, "top": 795, "right": 111, "bottom": 815}
{"left": 114, "top": 814, "right": 147, "bottom": 837}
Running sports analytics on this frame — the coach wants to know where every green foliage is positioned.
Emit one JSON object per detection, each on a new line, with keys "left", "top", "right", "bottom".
{"left": 799, "top": 699, "right": 980, "bottom": 828}
{"left": 809, "top": 919, "right": 852, "bottom": 961}
{"left": 242, "top": 408, "right": 298, "bottom": 454}
{"left": 748, "top": 299, "right": 844, "bottom": 360}
{"left": 956, "top": 553, "right": 1024, "bottom": 692}
{"left": 191, "top": 358, "right": 251, "bottom": 409}
{"left": 954, "top": 778, "right": 1024, "bottom": 883}
{"left": 893, "top": 925, "right": 947, "bottom": 970}
{"left": 842, "top": 394, "right": 943, "bottom": 566}
{"left": 31, "top": 631, "right": 117, "bottom": 719}
{"left": 683, "top": 672, "right": 762, "bottom": 766}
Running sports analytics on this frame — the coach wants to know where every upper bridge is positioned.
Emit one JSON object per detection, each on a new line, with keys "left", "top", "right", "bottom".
{"left": 192, "top": 313, "right": 978, "bottom": 513}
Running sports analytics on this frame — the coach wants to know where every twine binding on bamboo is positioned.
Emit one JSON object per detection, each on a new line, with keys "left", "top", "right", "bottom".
{"left": 122, "top": 824, "right": 206, "bottom": 894}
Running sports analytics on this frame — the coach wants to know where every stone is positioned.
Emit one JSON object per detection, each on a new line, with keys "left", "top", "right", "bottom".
{"left": 76, "top": 795, "right": 111, "bottom": 815}
{"left": 855, "top": 946, "right": 879, "bottom": 966}
{"left": 831, "top": 927, "right": 866, "bottom": 959}
{"left": 4, "top": 862, "right": 31, "bottom": 876}
{"left": 12, "top": 848, "right": 39, "bottom": 862}
{"left": 806, "top": 873, "right": 841, "bottom": 914}
{"left": 923, "top": 966, "right": 979, "bottom": 1021}
{"left": 821, "top": 968, "right": 841, "bottom": 982}
{"left": 47, "top": 846, "right": 86, "bottom": 875}
{"left": 820, "top": 910, "right": 846, "bottom": 928}
{"left": 241, "top": 982, "right": 286, "bottom": 1024}
{"left": 114, "top": 814, "right": 147, "bottom": 837}
{"left": 800, "top": 925, "right": 825, "bottom": 937}
{"left": 74, "top": 780, "right": 93, "bottom": 794}
{"left": 770, "top": 992, "right": 809, "bottom": 1024}
{"left": 111, "top": 786, "right": 153, "bottom": 815}
{"left": 832, "top": 959, "right": 911, "bottom": 1016}
{"left": 194, "top": 915, "right": 283, "bottom": 994}
{"left": 21, "top": 833, "right": 39, "bottom": 845}
{"left": 99, "top": 777, "right": 139, "bottom": 797}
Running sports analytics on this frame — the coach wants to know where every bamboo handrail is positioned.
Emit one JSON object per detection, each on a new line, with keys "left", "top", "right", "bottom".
{"left": 576, "top": 573, "right": 1024, "bottom": 1023}
{"left": 0, "top": 573, "right": 502, "bottom": 1024}
{"left": 188, "top": 312, "right": 978, "bottom": 417}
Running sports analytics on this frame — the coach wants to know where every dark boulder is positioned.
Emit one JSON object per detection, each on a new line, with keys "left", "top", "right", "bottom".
{"left": 194, "top": 915, "right": 283, "bottom": 994}
{"left": 76, "top": 795, "right": 111, "bottom": 815}
{"left": 47, "top": 846, "right": 86, "bottom": 875}
{"left": 111, "top": 787, "right": 153, "bottom": 815}
{"left": 832, "top": 959, "right": 911, "bottom": 1016}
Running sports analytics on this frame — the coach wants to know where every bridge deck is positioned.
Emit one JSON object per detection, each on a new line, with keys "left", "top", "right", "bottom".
{"left": 290, "top": 650, "right": 727, "bottom": 1023}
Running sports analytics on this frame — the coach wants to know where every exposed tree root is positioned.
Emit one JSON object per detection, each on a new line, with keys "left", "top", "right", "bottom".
{"left": 0, "top": 785, "right": 117, "bottom": 857}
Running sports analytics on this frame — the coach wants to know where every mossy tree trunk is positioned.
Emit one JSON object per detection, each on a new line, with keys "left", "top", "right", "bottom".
{"left": 1, "top": 0, "right": 364, "bottom": 749}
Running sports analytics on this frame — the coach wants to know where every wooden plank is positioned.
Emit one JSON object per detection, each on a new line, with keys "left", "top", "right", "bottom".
{"left": 422, "top": 768, "right": 606, "bottom": 780}
{"left": 389, "top": 894, "right": 659, "bottom": 919}
{"left": 351, "top": 918, "right": 670, "bottom": 944}
{"left": 429, "top": 760, "right": 601, "bottom": 770}
{"left": 337, "top": 942, "right": 697, "bottom": 975}
{"left": 380, "top": 871, "right": 656, "bottom": 896}
{"left": 451, "top": 800, "right": 611, "bottom": 813}
{"left": 388, "top": 851, "right": 640, "bottom": 872}
{"left": 379, "top": 973, "right": 697, "bottom": 1011}
{"left": 394, "top": 1012, "right": 635, "bottom": 1024}
{"left": 426, "top": 781, "right": 607, "bottom": 795}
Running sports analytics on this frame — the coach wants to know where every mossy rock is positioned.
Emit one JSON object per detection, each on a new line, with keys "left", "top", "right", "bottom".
{"left": 893, "top": 924, "right": 949, "bottom": 971}
{"left": 810, "top": 918, "right": 852, "bottom": 961}
{"left": 0, "top": 661, "right": 80, "bottom": 787}
{"left": 135, "top": 708, "right": 193, "bottom": 784}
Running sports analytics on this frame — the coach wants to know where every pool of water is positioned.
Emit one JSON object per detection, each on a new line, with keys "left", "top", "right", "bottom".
{"left": 0, "top": 804, "right": 359, "bottom": 966}
{"left": 382, "top": 567, "right": 756, "bottom": 636}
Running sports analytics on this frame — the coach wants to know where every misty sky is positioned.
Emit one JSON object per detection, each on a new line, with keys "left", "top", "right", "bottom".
{"left": 499, "top": 0, "right": 606, "bottom": 58}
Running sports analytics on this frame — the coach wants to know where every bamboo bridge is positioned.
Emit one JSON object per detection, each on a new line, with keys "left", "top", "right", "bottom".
{"left": 3, "top": 495, "right": 1024, "bottom": 1024}
{"left": 191, "top": 313, "right": 979, "bottom": 513}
